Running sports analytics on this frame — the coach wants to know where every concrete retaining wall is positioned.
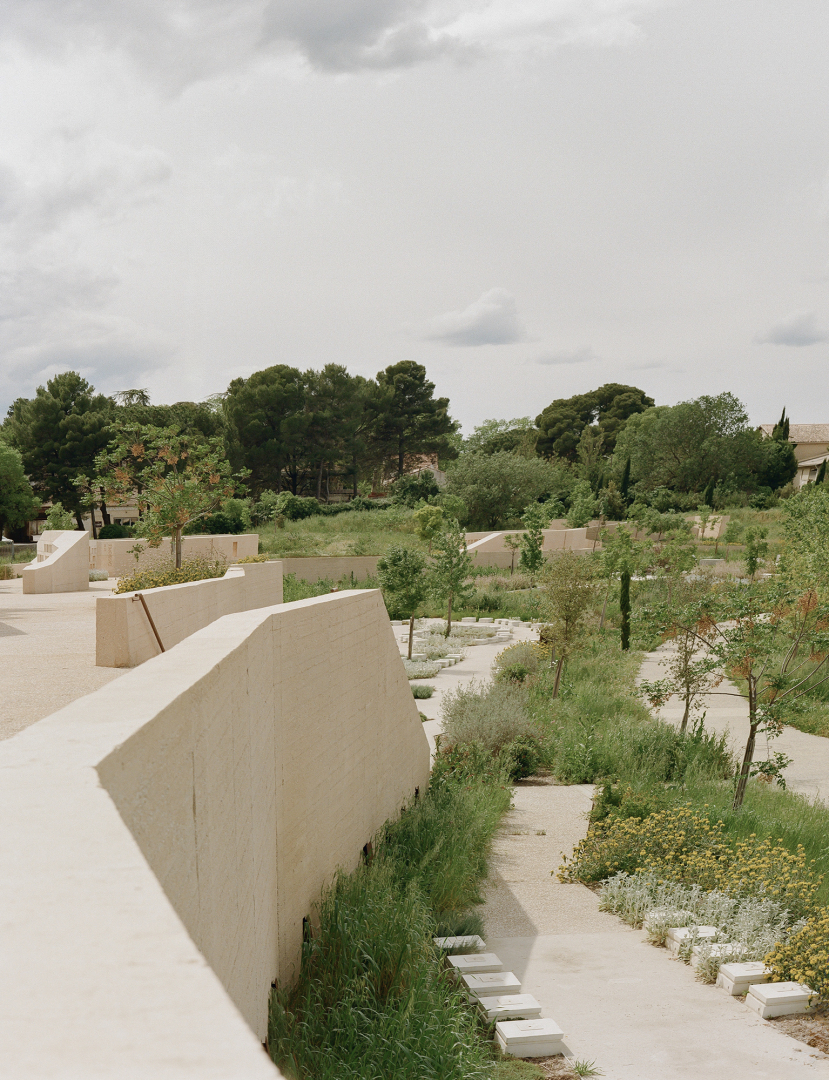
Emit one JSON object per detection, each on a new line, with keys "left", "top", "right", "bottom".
{"left": 22, "top": 529, "right": 89, "bottom": 593}
{"left": 90, "top": 534, "right": 259, "bottom": 577}
{"left": 0, "top": 589, "right": 429, "bottom": 1076}
{"left": 279, "top": 556, "right": 380, "bottom": 583}
{"left": 97, "top": 560, "right": 284, "bottom": 667}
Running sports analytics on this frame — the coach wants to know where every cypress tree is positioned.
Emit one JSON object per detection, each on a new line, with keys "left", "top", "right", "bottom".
{"left": 620, "top": 456, "right": 631, "bottom": 501}
{"left": 817, "top": 459, "right": 827, "bottom": 485}
{"left": 620, "top": 570, "right": 631, "bottom": 651}
{"left": 703, "top": 476, "right": 716, "bottom": 507}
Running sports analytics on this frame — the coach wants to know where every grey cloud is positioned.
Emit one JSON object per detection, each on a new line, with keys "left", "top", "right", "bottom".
{"left": 0, "top": 0, "right": 670, "bottom": 81}
{"left": 536, "top": 346, "right": 594, "bottom": 365}
{"left": 754, "top": 310, "right": 828, "bottom": 347}
{"left": 422, "top": 288, "right": 526, "bottom": 346}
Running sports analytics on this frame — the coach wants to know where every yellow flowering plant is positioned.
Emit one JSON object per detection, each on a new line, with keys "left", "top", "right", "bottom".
{"left": 766, "top": 910, "right": 829, "bottom": 998}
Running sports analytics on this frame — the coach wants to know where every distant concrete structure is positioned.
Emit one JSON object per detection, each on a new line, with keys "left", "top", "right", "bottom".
{"left": 22, "top": 529, "right": 89, "bottom": 593}
{"left": 0, "top": 589, "right": 429, "bottom": 1076}
{"left": 759, "top": 423, "right": 829, "bottom": 489}
{"left": 96, "top": 560, "right": 284, "bottom": 667}
{"left": 89, "top": 533, "right": 259, "bottom": 577}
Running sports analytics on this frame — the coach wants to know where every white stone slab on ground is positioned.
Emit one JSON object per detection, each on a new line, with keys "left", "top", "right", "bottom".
{"left": 666, "top": 926, "right": 718, "bottom": 957}
{"left": 746, "top": 982, "right": 814, "bottom": 1019}
{"left": 433, "top": 934, "right": 485, "bottom": 952}
{"left": 448, "top": 952, "right": 503, "bottom": 975}
{"left": 716, "top": 962, "right": 771, "bottom": 996}
{"left": 462, "top": 971, "right": 522, "bottom": 999}
{"left": 495, "top": 1018, "right": 565, "bottom": 1058}
{"left": 477, "top": 993, "right": 542, "bottom": 1021}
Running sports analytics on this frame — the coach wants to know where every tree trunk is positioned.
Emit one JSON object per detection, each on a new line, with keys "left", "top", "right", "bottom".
{"left": 175, "top": 527, "right": 182, "bottom": 569}
{"left": 552, "top": 656, "right": 564, "bottom": 698}
{"left": 74, "top": 508, "right": 84, "bottom": 531}
{"left": 99, "top": 492, "right": 111, "bottom": 527}
{"left": 681, "top": 693, "right": 690, "bottom": 734}
{"left": 510, "top": 550, "right": 515, "bottom": 574}
{"left": 408, "top": 613, "right": 415, "bottom": 660}
{"left": 620, "top": 570, "right": 631, "bottom": 651}
{"left": 316, "top": 461, "right": 324, "bottom": 501}
{"left": 90, "top": 512, "right": 98, "bottom": 540}
{"left": 733, "top": 683, "right": 757, "bottom": 810}
{"left": 445, "top": 594, "right": 453, "bottom": 637}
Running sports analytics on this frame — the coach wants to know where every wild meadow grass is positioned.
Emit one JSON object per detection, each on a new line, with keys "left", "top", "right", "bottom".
{"left": 268, "top": 767, "right": 512, "bottom": 1079}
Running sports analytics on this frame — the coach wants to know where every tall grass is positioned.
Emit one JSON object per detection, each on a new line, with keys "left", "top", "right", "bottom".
{"left": 268, "top": 770, "right": 511, "bottom": 1079}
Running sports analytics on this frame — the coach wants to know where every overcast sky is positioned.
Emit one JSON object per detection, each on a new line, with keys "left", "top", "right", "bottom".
{"left": 1, "top": 0, "right": 828, "bottom": 433}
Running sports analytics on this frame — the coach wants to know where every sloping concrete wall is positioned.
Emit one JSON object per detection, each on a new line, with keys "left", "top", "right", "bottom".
{"left": 0, "top": 589, "right": 429, "bottom": 1076}
{"left": 97, "top": 560, "right": 284, "bottom": 667}
{"left": 90, "top": 533, "right": 259, "bottom": 576}
{"left": 279, "top": 555, "right": 380, "bottom": 582}
{"left": 22, "top": 529, "right": 89, "bottom": 593}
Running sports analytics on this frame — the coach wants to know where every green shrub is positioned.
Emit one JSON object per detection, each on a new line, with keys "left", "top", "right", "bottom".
{"left": 184, "top": 498, "right": 252, "bottom": 535}
{"left": 503, "top": 736, "right": 542, "bottom": 780}
{"left": 97, "top": 523, "right": 131, "bottom": 539}
{"left": 440, "top": 679, "right": 538, "bottom": 756}
{"left": 411, "top": 683, "right": 434, "bottom": 699}
{"left": 114, "top": 555, "right": 227, "bottom": 593}
{"left": 404, "top": 659, "right": 441, "bottom": 679}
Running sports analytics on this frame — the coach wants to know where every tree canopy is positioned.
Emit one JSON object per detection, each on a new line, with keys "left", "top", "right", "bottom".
{"left": 4, "top": 371, "right": 114, "bottom": 527}
{"left": 444, "top": 451, "right": 571, "bottom": 530}
{"left": 535, "top": 383, "right": 653, "bottom": 460}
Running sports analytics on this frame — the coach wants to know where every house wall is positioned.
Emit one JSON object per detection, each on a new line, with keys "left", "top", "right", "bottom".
{"left": 90, "top": 534, "right": 259, "bottom": 577}
{"left": 96, "top": 560, "right": 284, "bottom": 667}
{"left": 21, "top": 529, "right": 90, "bottom": 594}
{"left": 0, "top": 589, "right": 429, "bottom": 1076}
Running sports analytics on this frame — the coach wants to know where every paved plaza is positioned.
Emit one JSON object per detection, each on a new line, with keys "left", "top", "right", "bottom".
{"left": 0, "top": 577, "right": 123, "bottom": 742}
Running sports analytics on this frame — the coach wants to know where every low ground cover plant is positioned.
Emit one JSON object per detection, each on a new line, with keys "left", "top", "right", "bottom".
{"left": 411, "top": 683, "right": 434, "bottom": 699}
{"left": 597, "top": 871, "right": 802, "bottom": 982}
{"left": 404, "top": 659, "right": 442, "bottom": 679}
{"left": 114, "top": 555, "right": 227, "bottom": 593}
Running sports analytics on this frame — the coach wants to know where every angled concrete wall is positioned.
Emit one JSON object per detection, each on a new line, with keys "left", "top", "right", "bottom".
{"left": 22, "top": 529, "right": 90, "bottom": 593}
{"left": 279, "top": 555, "right": 380, "bottom": 583}
{"left": 0, "top": 589, "right": 429, "bottom": 1076}
{"left": 90, "top": 533, "right": 259, "bottom": 577}
{"left": 97, "top": 560, "right": 284, "bottom": 667}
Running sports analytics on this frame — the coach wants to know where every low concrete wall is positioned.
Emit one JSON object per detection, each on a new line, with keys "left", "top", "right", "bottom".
{"left": 90, "top": 534, "right": 259, "bottom": 577}
{"left": 97, "top": 560, "right": 284, "bottom": 667}
{"left": 22, "top": 529, "right": 89, "bottom": 593}
{"left": 0, "top": 589, "right": 429, "bottom": 1076}
{"left": 280, "top": 556, "right": 380, "bottom": 583}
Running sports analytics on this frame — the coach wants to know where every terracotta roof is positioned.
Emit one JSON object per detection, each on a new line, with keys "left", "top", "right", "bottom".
{"left": 760, "top": 424, "right": 829, "bottom": 443}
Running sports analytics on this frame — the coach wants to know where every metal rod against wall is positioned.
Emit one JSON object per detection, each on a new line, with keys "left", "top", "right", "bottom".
{"left": 133, "top": 592, "right": 165, "bottom": 653}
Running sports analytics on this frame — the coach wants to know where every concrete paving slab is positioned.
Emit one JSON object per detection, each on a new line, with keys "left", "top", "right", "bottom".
{"left": 0, "top": 577, "right": 124, "bottom": 741}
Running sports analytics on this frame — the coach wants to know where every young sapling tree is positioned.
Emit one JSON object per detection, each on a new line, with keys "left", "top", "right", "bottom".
{"left": 539, "top": 550, "right": 598, "bottom": 697}
{"left": 376, "top": 546, "right": 429, "bottom": 658}
{"left": 93, "top": 424, "right": 239, "bottom": 568}
{"left": 504, "top": 534, "right": 521, "bottom": 575}
{"left": 429, "top": 521, "right": 474, "bottom": 637}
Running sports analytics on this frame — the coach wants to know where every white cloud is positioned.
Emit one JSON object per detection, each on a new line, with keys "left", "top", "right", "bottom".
{"left": 0, "top": 0, "right": 670, "bottom": 82}
{"left": 536, "top": 346, "right": 594, "bottom": 365}
{"left": 421, "top": 287, "right": 526, "bottom": 346}
{"left": 755, "top": 310, "right": 829, "bottom": 347}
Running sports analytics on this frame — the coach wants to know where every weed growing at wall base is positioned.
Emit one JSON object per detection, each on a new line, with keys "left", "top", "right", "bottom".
{"left": 268, "top": 764, "right": 511, "bottom": 1079}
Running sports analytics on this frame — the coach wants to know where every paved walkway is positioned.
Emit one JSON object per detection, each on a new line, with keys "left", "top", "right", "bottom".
{"left": 419, "top": 632, "right": 829, "bottom": 1076}
{"left": 391, "top": 620, "right": 538, "bottom": 758}
{"left": 639, "top": 643, "right": 829, "bottom": 804}
{"left": 0, "top": 578, "right": 124, "bottom": 742}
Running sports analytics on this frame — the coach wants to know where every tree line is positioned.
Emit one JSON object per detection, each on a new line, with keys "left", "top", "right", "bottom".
{"left": 0, "top": 368, "right": 804, "bottom": 540}
{"left": 0, "top": 361, "right": 456, "bottom": 539}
